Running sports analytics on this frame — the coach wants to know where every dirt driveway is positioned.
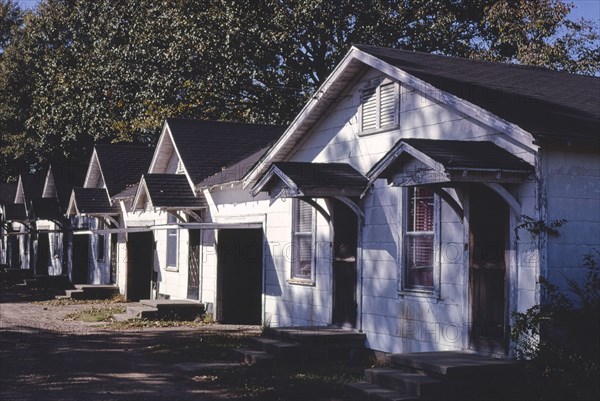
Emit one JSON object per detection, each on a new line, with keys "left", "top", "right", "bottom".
{"left": 0, "top": 284, "right": 261, "bottom": 401}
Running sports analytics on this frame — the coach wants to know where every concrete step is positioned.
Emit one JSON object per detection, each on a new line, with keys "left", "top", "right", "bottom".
{"left": 138, "top": 299, "right": 204, "bottom": 320}
{"left": 390, "top": 351, "right": 519, "bottom": 379}
{"left": 232, "top": 348, "right": 278, "bottom": 366}
{"left": 125, "top": 305, "right": 159, "bottom": 319}
{"left": 268, "top": 326, "right": 366, "bottom": 346}
{"left": 24, "top": 276, "right": 72, "bottom": 290}
{"left": 345, "top": 382, "right": 418, "bottom": 401}
{"left": 365, "top": 368, "right": 444, "bottom": 398}
{"left": 247, "top": 337, "right": 302, "bottom": 359}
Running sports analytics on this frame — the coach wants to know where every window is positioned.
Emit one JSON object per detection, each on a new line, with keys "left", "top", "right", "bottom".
{"left": 291, "top": 199, "right": 315, "bottom": 281}
{"left": 96, "top": 220, "right": 105, "bottom": 262}
{"left": 404, "top": 187, "right": 435, "bottom": 290}
{"left": 360, "top": 80, "right": 398, "bottom": 134}
{"left": 166, "top": 214, "right": 178, "bottom": 269}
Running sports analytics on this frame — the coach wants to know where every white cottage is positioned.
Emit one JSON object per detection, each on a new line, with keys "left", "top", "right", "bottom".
{"left": 67, "top": 144, "right": 153, "bottom": 289}
{"left": 128, "top": 118, "right": 285, "bottom": 317}
{"left": 243, "top": 45, "right": 599, "bottom": 356}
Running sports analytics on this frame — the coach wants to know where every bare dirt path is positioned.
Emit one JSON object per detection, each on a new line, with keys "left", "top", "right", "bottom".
{"left": 0, "top": 282, "right": 260, "bottom": 401}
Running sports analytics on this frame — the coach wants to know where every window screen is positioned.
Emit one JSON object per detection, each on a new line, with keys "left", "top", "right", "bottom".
{"left": 405, "top": 187, "right": 434, "bottom": 289}
{"left": 292, "top": 200, "right": 314, "bottom": 280}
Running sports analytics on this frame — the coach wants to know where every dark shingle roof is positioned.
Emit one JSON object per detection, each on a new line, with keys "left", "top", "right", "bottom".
{"left": 166, "top": 119, "right": 286, "bottom": 184}
{"left": 143, "top": 174, "right": 205, "bottom": 208}
{"left": 20, "top": 172, "right": 46, "bottom": 203}
{"left": 355, "top": 45, "right": 600, "bottom": 144}
{"left": 72, "top": 188, "right": 118, "bottom": 215}
{"left": 95, "top": 144, "right": 154, "bottom": 197}
{"left": 0, "top": 183, "right": 17, "bottom": 204}
{"left": 112, "top": 183, "right": 139, "bottom": 200}
{"left": 198, "top": 146, "right": 270, "bottom": 188}
{"left": 274, "top": 162, "right": 369, "bottom": 190}
{"left": 4, "top": 203, "right": 27, "bottom": 221}
{"left": 31, "top": 197, "right": 63, "bottom": 220}
{"left": 402, "top": 139, "right": 532, "bottom": 171}
{"left": 49, "top": 163, "right": 87, "bottom": 212}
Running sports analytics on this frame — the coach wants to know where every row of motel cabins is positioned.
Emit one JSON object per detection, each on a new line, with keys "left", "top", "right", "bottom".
{"left": 1, "top": 46, "right": 598, "bottom": 356}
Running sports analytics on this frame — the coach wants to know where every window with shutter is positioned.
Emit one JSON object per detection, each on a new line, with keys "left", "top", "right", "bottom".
{"left": 404, "top": 187, "right": 435, "bottom": 290}
{"left": 291, "top": 199, "right": 315, "bottom": 280}
{"left": 166, "top": 214, "right": 178, "bottom": 269}
{"left": 360, "top": 81, "right": 398, "bottom": 134}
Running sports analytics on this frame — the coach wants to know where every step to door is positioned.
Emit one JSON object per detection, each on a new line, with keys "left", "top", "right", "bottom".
{"left": 345, "top": 382, "right": 419, "bottom": 401}
{"left": 232, "top": 348, "right": 278, "bottom": 366}
{"left": 365, "top": 368, "right": 444, "bottom": 398}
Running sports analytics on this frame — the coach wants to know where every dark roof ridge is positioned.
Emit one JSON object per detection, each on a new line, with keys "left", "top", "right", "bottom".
{"left": 353, "top": 44, "right": 600, "bottom": 80}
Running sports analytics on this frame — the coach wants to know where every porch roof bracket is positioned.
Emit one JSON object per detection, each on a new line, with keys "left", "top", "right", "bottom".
{"left": 300, "top": 197, "right": 331, "bottom": 223}
{"left": 432, "top": 188, "right": 464, "bottom": 221}
{"left": 483, "top": 183, "right": 521, "bottom": 216}
{"left": 333, "top": 196, "right": 365, "bottom": 220}
{"left": 181, "top": 209, "right": 204, "bottom": 223}
{"left": 99, "top": 215, "right": 120, "bottom": 229}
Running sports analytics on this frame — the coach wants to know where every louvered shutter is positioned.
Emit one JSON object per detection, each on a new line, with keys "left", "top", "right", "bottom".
{"left": 361, "top": 87, "right": 378, "bottom": 131}
{"left": 379, "top": 83, "right": 396, "bottom": 127}
{"left": 361, "top": 82, "right": 398, "bottom": 133}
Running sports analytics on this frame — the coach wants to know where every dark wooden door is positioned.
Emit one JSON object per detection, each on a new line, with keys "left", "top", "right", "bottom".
{"left": 72, "top": 234, "right": 89, "bottom": 284}
{"left": 126, "top": 231, "right": 154, "bottom": 301}
{"left": 9, "top": 235, "right": 19, "bottom": 269}
{"left": 470, "top": 186, "right": 508, "bottom": 353}
{"left": 187, "top": 229, "right": 201, "bottom": 300}
{"left": 36, "top": 233, "right": 50, "bottom": 276}
{"left": 217, "top": 229, "right": 262, "bottom": 324}
{"left": 332, "top": 201, "right": 358, "bottom": 328}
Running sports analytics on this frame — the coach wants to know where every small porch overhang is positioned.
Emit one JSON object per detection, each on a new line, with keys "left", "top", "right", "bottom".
{"left": 131, "top": 174, "right": 207, "bottom": 212}
{"left": 251, "top": 162, "right": 369, "bottom": 198}
{"left": 67, "top": 188, "right": 120, "bottom": 217}
{"left": 251, "top": 162, "right": 369, "bottom": 219}
{"left": 365, "top": 139, "right": 534, "bottom": 194}
{"left": 4, "top": 203, "right": 28, "bottom": 222}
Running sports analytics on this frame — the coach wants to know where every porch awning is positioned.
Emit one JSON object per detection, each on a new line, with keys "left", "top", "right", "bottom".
{"left": 366, "top": 139, "right": 534, "bottom": 190}
{"left": 132, "top": 174, "right": 206, "bottom": 211}
{"left": 30, "top": 197, "right": 63, "bottom": 220}
{"left": 4, "top": 203, "right": 28, "bottom": 221}
{"left": 250, "top": 162, "right": 369, "bottom": 198}
{"left": 68, "top": 188, "right": 120, "bottom": 216}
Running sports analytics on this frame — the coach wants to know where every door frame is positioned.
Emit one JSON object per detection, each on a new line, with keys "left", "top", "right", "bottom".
{"left": 467, "top": 186, "right": 513, "bottom": 355}
{"left": 330, "top": 199, "right": 360, "bottom": 328}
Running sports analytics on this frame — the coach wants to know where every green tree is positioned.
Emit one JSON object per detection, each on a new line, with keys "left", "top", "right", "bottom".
{"left": 0, "top": 0, "right": 598, "bottom": 181}
{"left": 0, "top": 0, "right": 23, "bottom": 52}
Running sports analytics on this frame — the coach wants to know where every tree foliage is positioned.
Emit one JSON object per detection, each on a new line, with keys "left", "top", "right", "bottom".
{"left": 1, "top": 0, "right": 598, "bottom": 180}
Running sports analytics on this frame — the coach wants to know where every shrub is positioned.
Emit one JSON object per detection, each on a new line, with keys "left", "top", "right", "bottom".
{"left": 511, "top": 251, "right": 600, "bottom": 400}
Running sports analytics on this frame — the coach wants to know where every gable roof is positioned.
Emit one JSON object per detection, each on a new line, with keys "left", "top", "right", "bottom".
{"left": 45, "top": 163, "right": 87, "bottom": 212}
{"left": 68, "top": 188, "right": 119, "bottom": 216}
{"left": 16, "top": 172, "right": 46, "bottom": 204}
{"left": 165, "top": 118, "right": 286, "bottom": 185}
{"left": 94, "top": 144, "right": 154, "bottom": 197}
{"left": 244, "top": 45, "right": 599, "bottom": 187}
{"left": 134, "top": 174, "right": 206, "bottom": 210}
{"left": 354, "top": 45, "right": 599, "bottom": 145}
{"left": 197, "top": 146, "right": 271, "bottom": 188}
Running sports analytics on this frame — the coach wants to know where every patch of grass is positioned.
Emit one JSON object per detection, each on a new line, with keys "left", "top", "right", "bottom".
{"left": 64, "top": 306, "right": 126, "bottom": 322}
{"left": 107, "top": 318, "right": 214, "bottom": 330}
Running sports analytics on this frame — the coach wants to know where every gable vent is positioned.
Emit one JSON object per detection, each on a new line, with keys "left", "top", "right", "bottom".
{"left": 360, "top": 81, "right": 398, "bottom": 134}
